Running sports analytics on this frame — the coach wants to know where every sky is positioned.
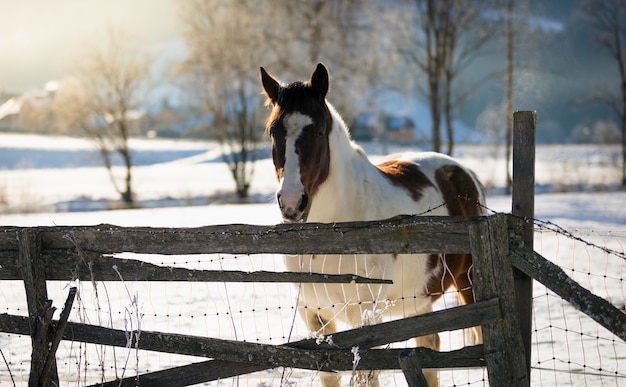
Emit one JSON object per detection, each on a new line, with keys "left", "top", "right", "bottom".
{"left": 0, "top": 0, "right": 182, "bottom": 93}
{"left": 1, "top": 0, "right": 614, "bottom": 142}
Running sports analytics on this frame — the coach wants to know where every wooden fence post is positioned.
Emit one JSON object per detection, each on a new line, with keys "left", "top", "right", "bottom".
{"left": 398, "top": 349, "right": 429, "bottom": 387}
{"left": 512, "top": 110, "right": 536, "bottom": 376}
{"left": 18, "top": 229, "right": 59, "bottom": 386}
{"left": 469, "top": 214, "right": 529, "bottom": 385}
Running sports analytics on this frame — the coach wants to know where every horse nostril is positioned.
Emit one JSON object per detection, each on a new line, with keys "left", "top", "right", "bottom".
{"left": 298, "top": 194, "right": 309, "bottom": 212}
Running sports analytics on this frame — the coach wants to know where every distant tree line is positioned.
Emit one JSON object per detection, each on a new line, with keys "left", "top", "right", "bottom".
{"left": 580, "top": 0, "right": 626, "bottom": 185}
{"left": 5, "top": 0, "right": 622, "bottom": 203}
{"left": 174, "top": 0, "right": 626, "bottom": 190}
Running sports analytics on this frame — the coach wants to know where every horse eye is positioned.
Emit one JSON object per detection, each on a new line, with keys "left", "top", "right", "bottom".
{"left": 270, "top": 126, "right": 282, "bottom": 138}
{"left": 317, "top": 129, "right": 324, "bottom": 137}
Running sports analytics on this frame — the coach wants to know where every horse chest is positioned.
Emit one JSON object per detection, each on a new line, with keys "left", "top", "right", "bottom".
{"left": 285, "top": 253, "right": 393, "bottom": 277}
{"left": 283, "top": 252, "right": 436, "bottom": 314}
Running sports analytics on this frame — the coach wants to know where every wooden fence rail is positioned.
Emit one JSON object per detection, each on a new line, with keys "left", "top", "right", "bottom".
{"left": 0, "top": 214, "right": 475, "bottom": 255}
{"left": 0, "top": 216, "right": 477, "bottom": 285}
{"left": 2, "top": 213, "right": 624, "bottom": 386}
{"left": 1, "top": 215, "right": 515, "bottom": 386}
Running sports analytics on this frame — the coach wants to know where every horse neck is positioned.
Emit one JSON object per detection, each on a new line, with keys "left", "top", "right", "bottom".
{"left": 309, "top": 103, "right": 381, "bottom": 222}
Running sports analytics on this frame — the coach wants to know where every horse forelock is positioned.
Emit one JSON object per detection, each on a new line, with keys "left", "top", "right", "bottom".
{"left": 266, "top": 81, "right": 334, "bottom": 199}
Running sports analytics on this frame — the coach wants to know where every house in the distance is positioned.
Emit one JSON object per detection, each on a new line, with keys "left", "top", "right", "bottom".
{"left": 0, "top": 89, "right": 54, "bottom": 132}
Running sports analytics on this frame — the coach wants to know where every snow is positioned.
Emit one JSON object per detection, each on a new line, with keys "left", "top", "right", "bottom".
{"left": 0, "top": 133, "right": 625, "bottom": 386}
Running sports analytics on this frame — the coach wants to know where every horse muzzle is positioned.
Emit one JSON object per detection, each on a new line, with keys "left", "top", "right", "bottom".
{"left": 277, "top": 191, "right": 309, "bottom": 223}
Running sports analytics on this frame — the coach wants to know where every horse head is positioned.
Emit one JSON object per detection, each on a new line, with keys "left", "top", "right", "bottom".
{"left": 260, "top": 63, "right": 334, "bottom": 222}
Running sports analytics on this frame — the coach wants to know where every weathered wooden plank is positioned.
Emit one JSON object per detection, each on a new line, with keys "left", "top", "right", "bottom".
{"left": 91, "top": 346, "right": 486, "bottom": 387}
{"left": 1, "top": 311, "right": 337, "bottom": 370}
{"left": 2, "top": 311, "right": 486, "bottom": 377}
{"left": 0, "top": 215, "right": 478, "bottom": 255}
{"left": 469, "top": 215, "right": 529, "bottom": 385}
{"left": 399, "top": 349, "right": 429, "bottom": 387}
{"left": 512, "top": 111, "right": 536, "bottom": 225}
{"left": 40, "top": 287, "right": 76, "bottom": 386}
{"left": 0, "top": 249, "right": 390, "bottom": 283}
{"left": 512, "top": 109, "right": 536, "bottom": 375}
{"left": 510, "top": 245, "right": 626, "bottom": 342}
{"left": 18, "top": 229, "right": 60, "bottom": 387}
{"left": 92, "top": 359, "right": 267, "bottom": 387}
{"left": 293, "top": 298, "right": 500, "bottom": 351}
{"left": 2, "top": 295, "right": 495, "bottom": 385}
{"left": 0, "top": 298, "right": 498, "bottom": 366}
{"left": 18, "top": 230, "right": 47, "bottom": 320}
{"left": 0, "top": 251, "right": 19, "bottom": 279}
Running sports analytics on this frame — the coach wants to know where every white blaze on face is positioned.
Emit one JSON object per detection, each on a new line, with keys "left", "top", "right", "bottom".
{"left": 278, "top": 112, "right": 313, "bottom": 213}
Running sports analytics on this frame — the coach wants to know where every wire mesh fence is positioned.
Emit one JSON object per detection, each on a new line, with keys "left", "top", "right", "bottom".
{"left": 0, "top": 217, "right": 624, "bottom": 386}
{"left": 529, "top": 224, "right": 625, "bottom": 386}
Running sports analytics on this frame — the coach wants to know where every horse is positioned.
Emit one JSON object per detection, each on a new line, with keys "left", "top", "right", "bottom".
{"left": 260, "top": 63, "right": 486, "bottom": 387}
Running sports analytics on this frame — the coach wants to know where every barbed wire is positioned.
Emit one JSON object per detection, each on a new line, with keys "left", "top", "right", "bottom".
{"left": 463, "top": 197, "right": 626, "bottom": 262}
{"left": 530, "top": 217, "right": 626, "bottom": 261}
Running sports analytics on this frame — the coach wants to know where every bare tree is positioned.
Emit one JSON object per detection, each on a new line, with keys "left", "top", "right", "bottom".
{"left": 500, "top": 0, "right": 541, "bottom": 194}
{"left": 179, "top": 0, "right": 392, "bottom": 197}
{"left": 180, "top": 0, "right": 266, "bottom": 199}
{"left": 262, "top": 0, "right": 392, "bottom": 123}
{"left": 52, "top": 78, "right": 91, "bottom": 135}
{"left": 581, "top": 0, "right": 626, "bottom": 186}
{"left": 53, "top": 27, "right": 149, "bottom": 207}
{"left": 504, "top": 0, "right": 514, "bottom": 194}
{"left": 397, "top": 0, "right": 499, "bottom": 154}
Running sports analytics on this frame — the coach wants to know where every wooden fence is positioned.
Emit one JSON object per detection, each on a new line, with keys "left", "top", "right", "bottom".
{"left": 1, "top": 111, "right": 624, "bottom": 386}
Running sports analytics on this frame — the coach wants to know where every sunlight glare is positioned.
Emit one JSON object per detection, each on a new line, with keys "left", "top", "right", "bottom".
{"left": 13, "top": 30, "right": 33, "bottom": 46}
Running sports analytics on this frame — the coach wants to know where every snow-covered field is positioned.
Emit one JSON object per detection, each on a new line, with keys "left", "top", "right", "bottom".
{"left": 0, "top": 132, "right": 623, "bottom": 213}
{"left": 0, "top": 133, "right": 625, "bottom": 386}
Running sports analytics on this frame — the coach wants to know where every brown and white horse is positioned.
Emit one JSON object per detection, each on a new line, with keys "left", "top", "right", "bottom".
{"left": 260, "top": 63, "right": 485, "bottom": 386}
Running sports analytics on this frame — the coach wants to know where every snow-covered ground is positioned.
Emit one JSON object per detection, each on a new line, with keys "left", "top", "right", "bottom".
{"left": 0, "top": 133, "right": 624, "bottom": 386}
{"left": 0, "top": 133, "right": 622, "bottom": 213}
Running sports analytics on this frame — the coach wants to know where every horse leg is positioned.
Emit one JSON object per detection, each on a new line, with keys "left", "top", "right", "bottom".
{"left": 299, "top": 308, "right": 341, "bottom": 387}
{"left": 458, "top": 279, "right": 483, "bottom": 345}
{"left": 344, "top": 301, "right": 386, "bottom": 387}
{"left": 405, "top": 300, "right": 440, "bottom": 387}
{"left": 435, "top": 253, "right": 483, "bottom": 345}
{"left": 306, "top": 302, "right": 385, "bottom": 387}
{"left": 450, "top": 254, "right": 483, "bottom": 345}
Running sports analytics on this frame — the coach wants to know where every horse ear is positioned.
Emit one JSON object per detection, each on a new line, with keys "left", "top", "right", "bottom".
{"left": 310, "top": 63, "right": 329, "bottom": 100}
{"left": 260, "top": 67, "right": 280, "bottom": 105}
